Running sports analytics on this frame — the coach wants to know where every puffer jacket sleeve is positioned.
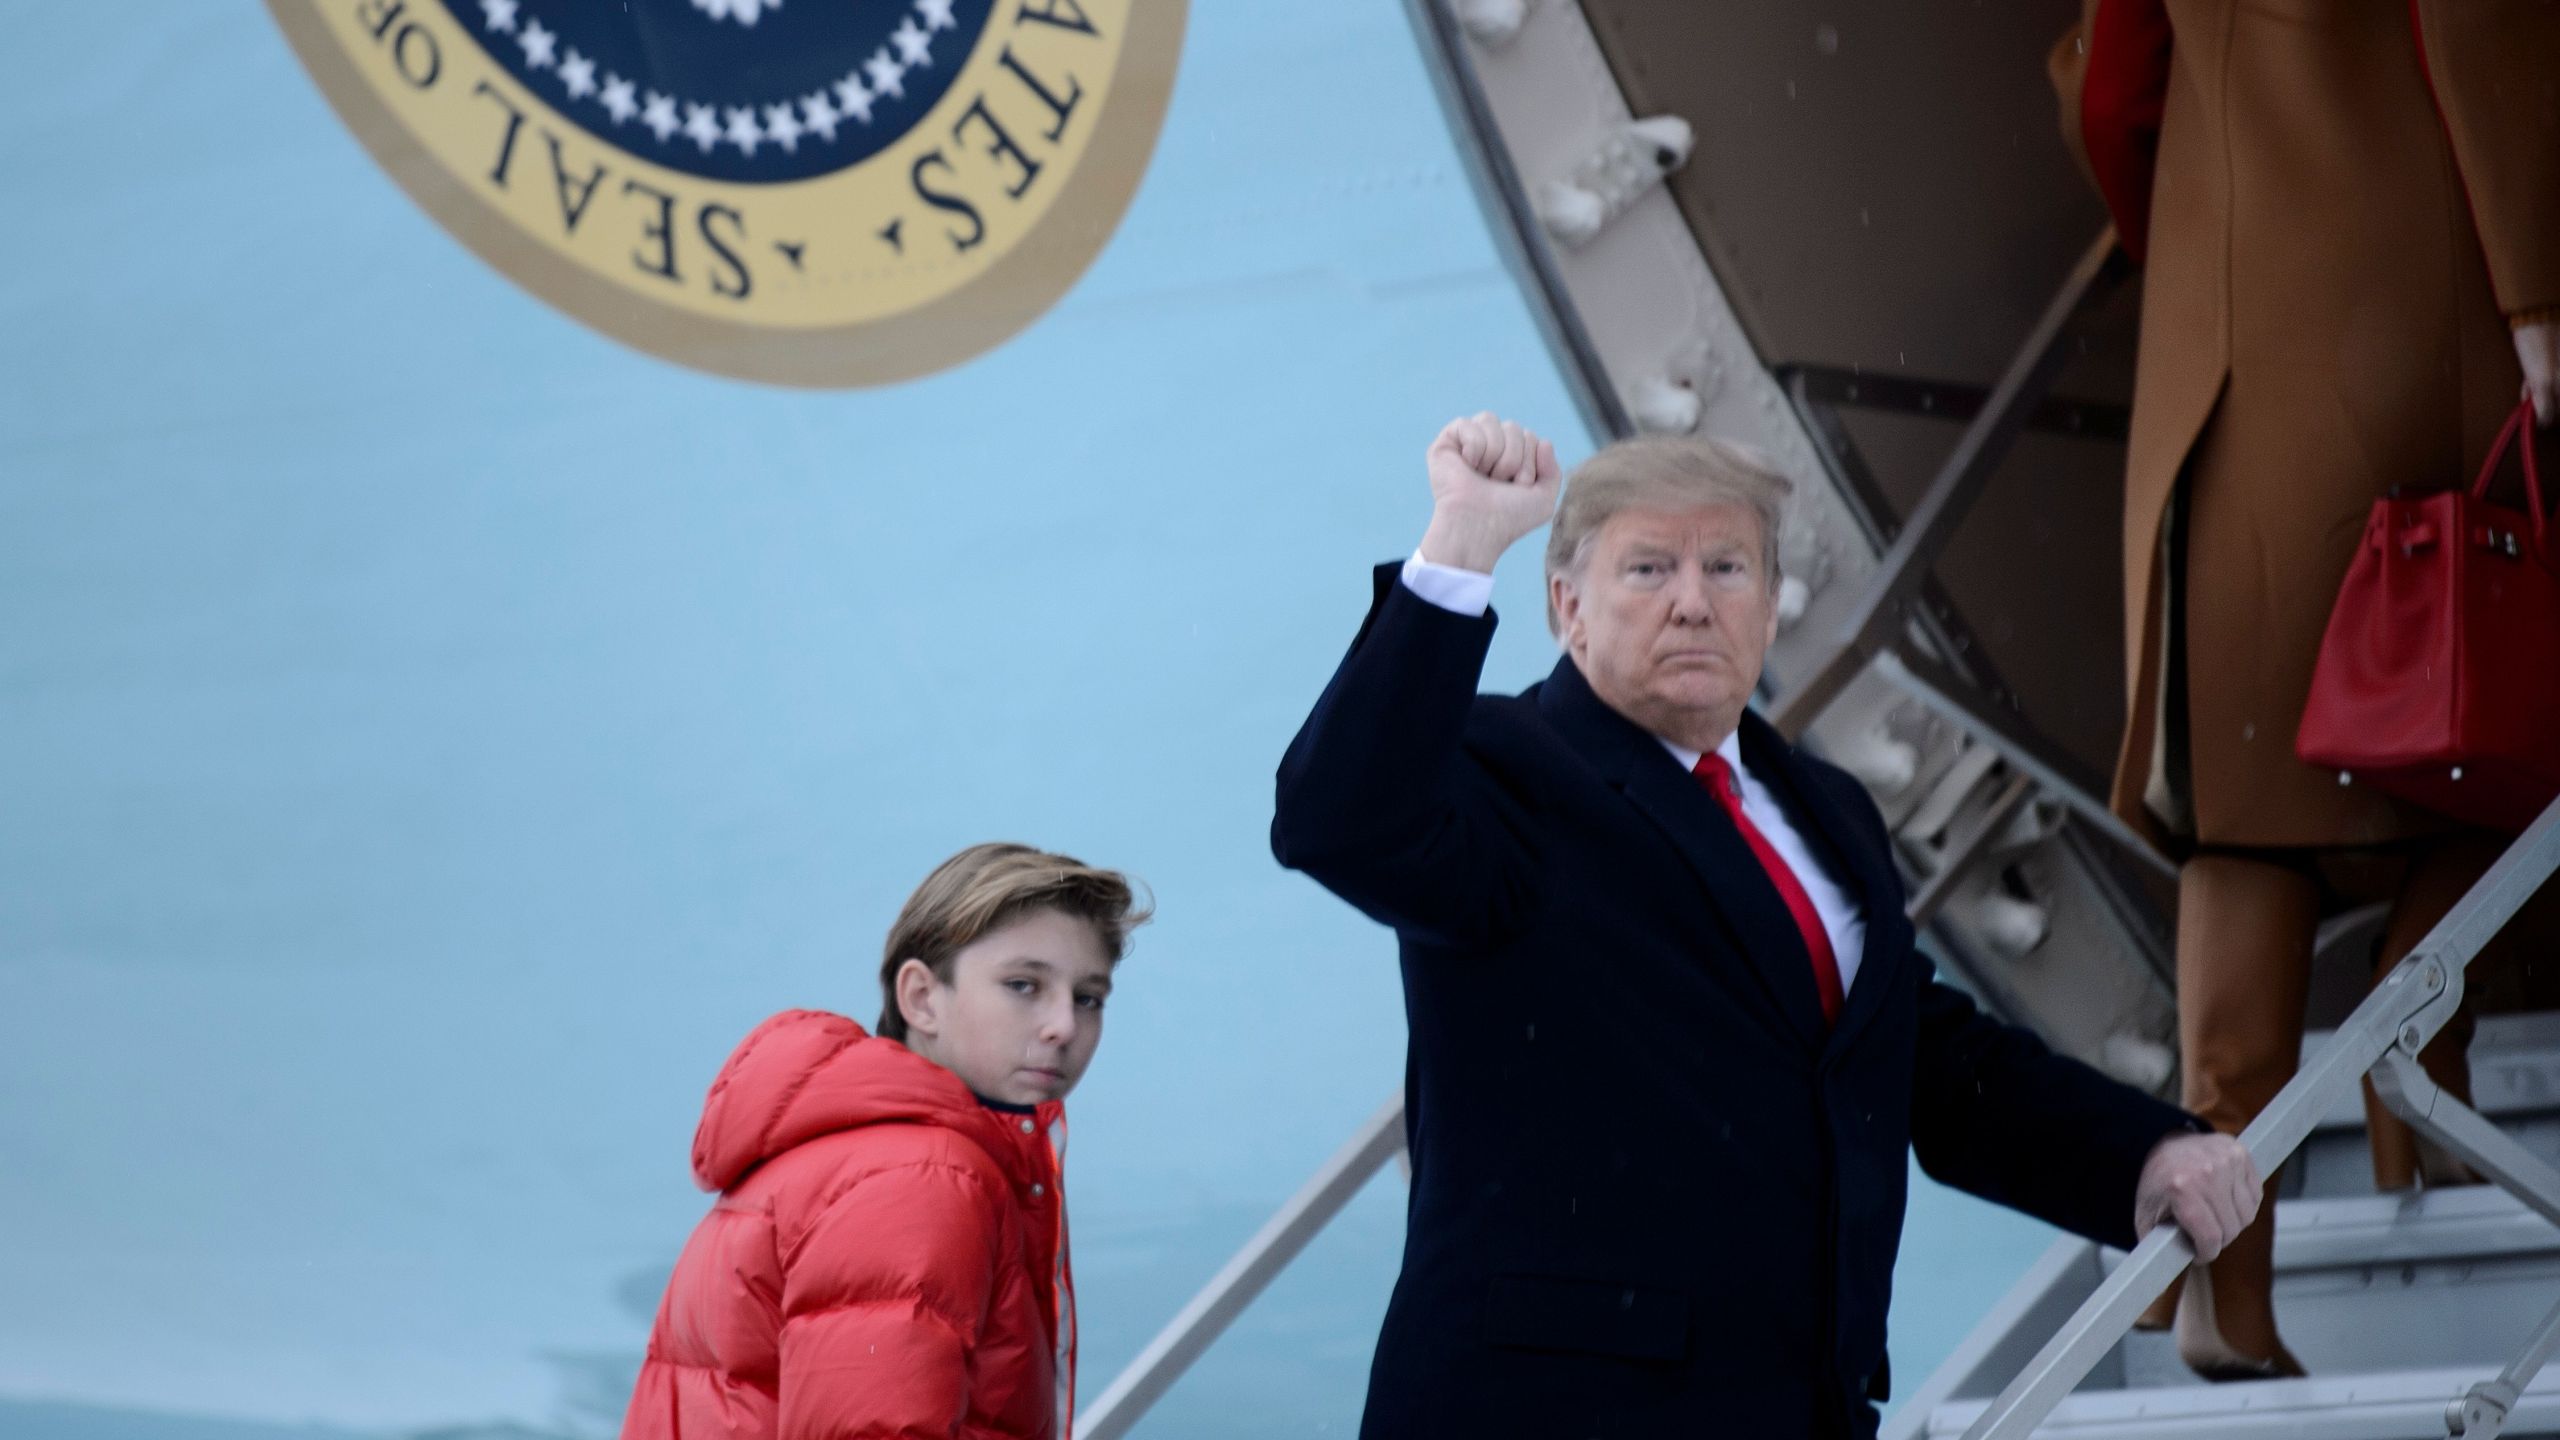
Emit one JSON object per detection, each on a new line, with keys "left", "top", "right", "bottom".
{"left": 776, "top": 1158, "right": 1005, "bottom": 1440}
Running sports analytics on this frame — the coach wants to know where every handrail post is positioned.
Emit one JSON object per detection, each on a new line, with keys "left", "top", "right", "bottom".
{"left": 2370, "top": 1042, "right": 2560, "bottom": 1439}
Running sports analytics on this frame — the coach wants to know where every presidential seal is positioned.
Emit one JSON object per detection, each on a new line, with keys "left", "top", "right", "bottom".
{"left": 269, "top": 0, "right": 1184, "bottom": 385}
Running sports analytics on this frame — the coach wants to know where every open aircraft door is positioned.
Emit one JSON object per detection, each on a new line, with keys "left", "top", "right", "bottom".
{"left": 1411, "top": 0, "right": 2182, "bottom": 1081}
{"left": 1081, "top": 7, "right": 2560, "bottom": 1438}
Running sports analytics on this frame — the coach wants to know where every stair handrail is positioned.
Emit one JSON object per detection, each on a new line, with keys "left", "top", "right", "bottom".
{"left": 1957, "top": 791, "right": 2560, "bottom": 1440}
{"left": 1075, "top": 1097, "right": 1408, "bottom": 1440}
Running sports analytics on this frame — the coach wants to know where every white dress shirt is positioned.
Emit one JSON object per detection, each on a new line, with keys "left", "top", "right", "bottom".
{"left": 1401, "top": 552, "right": 1868, "bottom": 995}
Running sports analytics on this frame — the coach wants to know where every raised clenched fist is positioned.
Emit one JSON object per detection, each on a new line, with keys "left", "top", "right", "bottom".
{"left": 1419, "top": 412, "right": 1563, "bottom": 574}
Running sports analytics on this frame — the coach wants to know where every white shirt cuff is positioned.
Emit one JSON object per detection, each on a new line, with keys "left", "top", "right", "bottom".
{"left": 1400, "top": 551, "right": 1495, "bottom": 617}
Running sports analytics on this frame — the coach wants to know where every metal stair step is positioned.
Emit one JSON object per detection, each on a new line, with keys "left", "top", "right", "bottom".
{"left": 2086, "top": 1185, "right": 2560, "bottom": 1279}
{"left": 2119, "top": 1018, "right": 2560, "bottom": 1383}
{"left": 2268, "top": 1185, "right": 2560, "bottom": 1272}
{"left": 1927, "top": 1366, "right": 2560, "bottom": 1439}
{"left": 2100, "top": 1187, "right": 2560, "bottom": 1389}
{"left": 1904, "top": 1142, "right": 2560, "bottom": 1434}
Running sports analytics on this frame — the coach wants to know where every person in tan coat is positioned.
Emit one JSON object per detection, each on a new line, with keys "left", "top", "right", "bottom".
{"left": 2050, "top": 0, "right": 2559, "bottom": 1382}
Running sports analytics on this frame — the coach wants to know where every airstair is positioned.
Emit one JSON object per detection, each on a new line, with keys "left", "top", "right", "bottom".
{"left": 1898, "top": 1009, "right": 2560, "bottom": 1440}
{"left": 1076, "top": 4, "right": 2560, "bottom": 1436}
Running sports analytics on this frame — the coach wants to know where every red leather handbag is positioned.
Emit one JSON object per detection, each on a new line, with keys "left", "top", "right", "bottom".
{"left": 2296, "top": 401, "right": 2560, "bottom": 832}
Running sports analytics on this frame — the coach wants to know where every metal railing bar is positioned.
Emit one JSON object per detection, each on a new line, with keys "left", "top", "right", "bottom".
{"left": 1075, "top": 1095, "right": 1407, "bottom": 1440}
{"left": 2454, "top": 1300, "right": 2560, "bottom": 1440}
{"left": 1968, "top": 1045, "right": 2345, "bottom": 1439}
{"left": 2397, "top": 801, "right": 2560, "bottom": 978}
{"left": 1769, "top": 230, "right": 2129, "bottom": 743}
{"left": 2371, "top": 1053, "right": 2560, "bottom": 1234}
{"left": 2371, "top": 1049, "right": 2560, "bottom": 1439}
{"left": 1958, "top": 793, "right": 2560, "bottom": 1440}
{"left": 1783, "top": 368, "right": 2026, "bottom": 721}
{"left": 1878, "top": 1239, "right": 2104, "bottom": 1440}
{"left": 2453, "top": 1282, "right": 2560, "bottom": 1439}
{"left": 1957, "top": 959, "right": 2429, "bottom": 1440}
{"left": 1953, "top": 1222, "right": 2197, "bottom": 1440}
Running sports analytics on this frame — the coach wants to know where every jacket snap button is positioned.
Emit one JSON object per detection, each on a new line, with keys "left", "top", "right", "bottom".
{"left": 1021, "top": 1118, "right": 1036, "bottom": 1133}
{"left": 1031, "top": 1183, "right": 1045, "bottom": 1198}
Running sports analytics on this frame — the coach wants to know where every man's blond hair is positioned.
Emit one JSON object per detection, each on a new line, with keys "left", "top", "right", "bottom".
{"left": 876, "top": 842, "right": 1152, "bottom": 1042}
{"left": 1542, "top": 435, "right": 1792, "bottom": 634}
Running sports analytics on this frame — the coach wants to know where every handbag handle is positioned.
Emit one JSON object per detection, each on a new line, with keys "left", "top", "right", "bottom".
{"left": 2467, "top": 398, "right": 2550, "bottom": 557}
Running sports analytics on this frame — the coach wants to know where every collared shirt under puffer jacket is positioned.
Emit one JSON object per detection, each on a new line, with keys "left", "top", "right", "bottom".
{"left": 620, "top": 1009, "right": 1075, "bottom": 1440}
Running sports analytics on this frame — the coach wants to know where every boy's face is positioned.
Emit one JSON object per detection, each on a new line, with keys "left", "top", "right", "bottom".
{"left": 897, "top": 907, "right": 1113, "bottom": 1105}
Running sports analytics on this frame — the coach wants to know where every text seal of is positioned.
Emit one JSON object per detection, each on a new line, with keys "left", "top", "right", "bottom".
{"left": 269, "top": 0, "right": 1185, "bottom": 386}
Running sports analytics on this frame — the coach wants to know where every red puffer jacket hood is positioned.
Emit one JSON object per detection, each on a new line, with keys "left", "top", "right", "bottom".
{"left": 688, "top": 1007, "right": 1045, "bottom": 1195}
{"left": 623, "top": 1010, "right": 1076, "bottom": 1440}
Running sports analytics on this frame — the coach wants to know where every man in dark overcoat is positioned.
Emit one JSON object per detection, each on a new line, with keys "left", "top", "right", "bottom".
{"left": 1272, "top": 414, "right": 2262, "bottom": 1438}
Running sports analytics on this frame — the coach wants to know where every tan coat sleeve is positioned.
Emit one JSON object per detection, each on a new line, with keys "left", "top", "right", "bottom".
{"left": 2410, "top": 0, "right": 2560, "bottom": 318}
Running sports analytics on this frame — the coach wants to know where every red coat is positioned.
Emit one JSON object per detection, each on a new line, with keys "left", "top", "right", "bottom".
{"left": 621, "top": 1010, "right": 1075, "bottom": 1440}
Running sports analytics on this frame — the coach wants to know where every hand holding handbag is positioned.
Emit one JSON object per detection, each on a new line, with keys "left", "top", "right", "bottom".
{"left": 2296, "top": 400, "right": 2560, "bottom": 832}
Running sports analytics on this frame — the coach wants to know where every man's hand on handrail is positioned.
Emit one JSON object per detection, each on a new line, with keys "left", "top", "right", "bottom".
{"left": 2132, "top": 1131, "right": 2262, "bottom": 1261}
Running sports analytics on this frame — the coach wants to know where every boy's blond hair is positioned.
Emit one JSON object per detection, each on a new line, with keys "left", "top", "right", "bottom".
{"left": 876, "top": 842, "right": 1152, "bottom": 1042}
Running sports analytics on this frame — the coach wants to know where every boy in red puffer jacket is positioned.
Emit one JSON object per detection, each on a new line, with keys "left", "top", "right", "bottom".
{"left": 621, "top": 842, "right": 1150, "bottom": 1440}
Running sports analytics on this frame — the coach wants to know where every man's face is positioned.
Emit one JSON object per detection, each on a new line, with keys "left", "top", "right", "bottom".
{"left": 900, "top": 907, "right": 1112, "bottom": 1106}
{"left": 1551, "top": 503, "right": 1778, "bottom": 749}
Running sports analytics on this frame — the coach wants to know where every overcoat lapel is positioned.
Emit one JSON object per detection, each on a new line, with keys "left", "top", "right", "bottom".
{"left": 1737, "top": 714, "right": 1914, "bottom": 1057}
{"left": 1538, "top": 658, "right": 1829, "bottom": 1049}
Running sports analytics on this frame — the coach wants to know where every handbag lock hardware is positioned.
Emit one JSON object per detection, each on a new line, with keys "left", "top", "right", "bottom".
{"left": 2475, "top": 525, "right": 2523, "bottom": 560}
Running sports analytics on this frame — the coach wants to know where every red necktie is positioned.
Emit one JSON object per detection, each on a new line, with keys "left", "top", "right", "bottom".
{"left": 1693, "top": 752, "right": 1845, "bottom": 1025}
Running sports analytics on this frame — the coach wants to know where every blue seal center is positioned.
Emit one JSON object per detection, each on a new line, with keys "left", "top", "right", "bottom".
{"left": 443, "top": 0, "right": 998, "bottom": 184}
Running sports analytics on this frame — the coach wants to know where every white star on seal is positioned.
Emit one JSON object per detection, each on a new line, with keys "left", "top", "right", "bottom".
{"left": 479, "top": 0, "right": 518, "bottom": 32}
{"left": 833, "top": 71, "right": 876, "bottom": 123}
{"left": 599, "top": 73, "right": 639, "bottom": 124}
{"left": 690, "top": 0, "right": 782, "bottom": 21}
{"left": 558, "top": 48, "right": 598, "bottom": 100}
{"left": 917, "top": 0, "right": 956, "bottom": 31}
{"left": 642, "top": 91, "right": 681, "bottom": 142}
{"left": 800, "top": 91, "right": 841, "bottom": 141}
{"left": 864, "top": 48, "right": 906, "bottom": 101}
{"left": 892, "top": 18, "right": 933, "bottom": 67}
{"left": 683, "top": 102, "right": 723, "bottom": 152}
{"left": 724, "top": 107, "right": 764, "bottom": 155}
{"left": 517, "top": 18, "right": 557, "bottom": 69}
{"left": 763, "top": 103, "right": 804, "bottom": 152}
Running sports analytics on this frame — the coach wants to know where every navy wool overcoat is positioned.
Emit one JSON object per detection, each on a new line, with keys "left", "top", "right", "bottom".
{"left": 1272, "top": 566, "right": 2198, "bottom": 1439}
